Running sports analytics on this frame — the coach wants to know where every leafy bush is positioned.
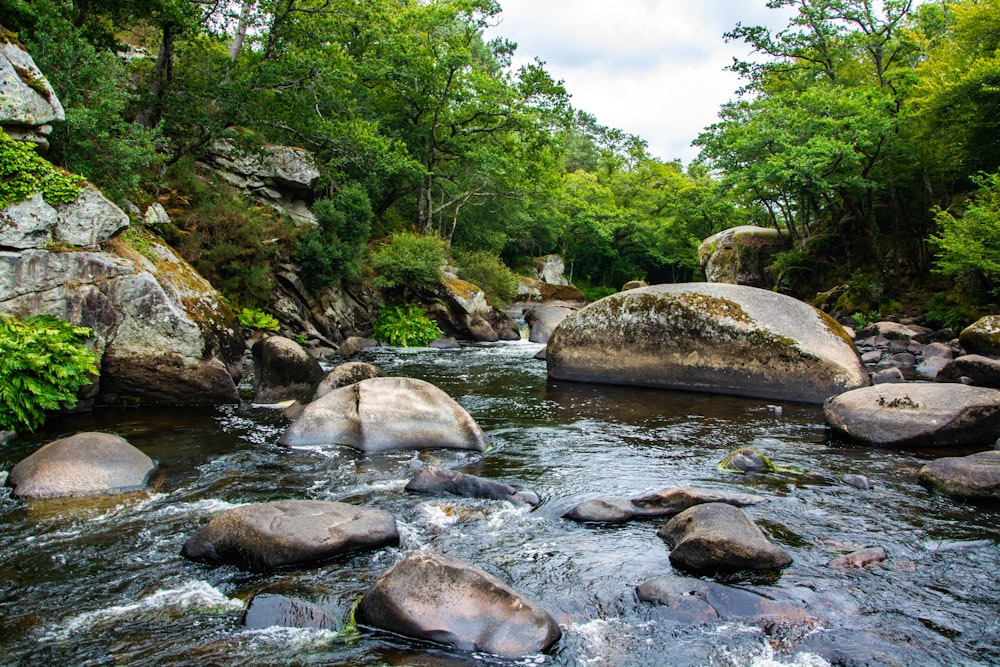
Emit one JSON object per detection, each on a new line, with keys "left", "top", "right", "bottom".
{"left": 0, "top": 314, "right": 99, "bottom": 432}
{"left": 0, "top": 131, "right": 84, "bottom": 209}
{"left": 297, "top": 184, "right": 373, "bottom": 291}
{"left": 852, "top": 310, "right": 882, "bottom": 328}
{"left": 455, "top": 251, "right": 519, "bottom": 306}
{"left": 370, "top": 232, "right": 448, "bottom": 299}
{"left": 578, "top": 284, "right": 617, "bottom": 302}
{"left": 373, "top": 304, "right": 443, "bottom": 347}
{"left": 238, "top": 307, "right": 280, "bottom": 331}
{"left": 933, "top": 170, "right": 1000, "bottom": 294}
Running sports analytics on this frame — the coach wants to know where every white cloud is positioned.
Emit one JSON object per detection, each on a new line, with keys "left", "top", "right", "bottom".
{"left": 486, "top": 0, "right": 794, "bottom": 164}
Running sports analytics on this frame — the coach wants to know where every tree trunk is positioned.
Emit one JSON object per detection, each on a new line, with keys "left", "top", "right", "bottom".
{"left": 229, "top": 1, "right": 253, "bottom": 60}
{"left": 135, "top": 22, "right": 176, "bottom": 128}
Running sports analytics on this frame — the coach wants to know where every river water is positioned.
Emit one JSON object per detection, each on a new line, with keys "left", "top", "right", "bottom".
{"left": 1, "top": 340, "right": 998, "bottom": 666}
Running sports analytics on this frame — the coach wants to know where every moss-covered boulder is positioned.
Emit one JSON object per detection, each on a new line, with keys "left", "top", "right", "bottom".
{"left": 546, "top": 283, "right": 868, "bottom": 404}
{"left": 959, "top": 315, "right": 1000, "bottom": 359}
{"left": 698, "top": 226, "right": 785, "bottom": 287}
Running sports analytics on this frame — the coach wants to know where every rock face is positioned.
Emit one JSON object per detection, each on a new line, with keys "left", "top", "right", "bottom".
{"left": 563, "top": 486, "right": 766, "bottom": 523}
{"left": 698, "top": 226, "right": 785, "bottom": 288}
{"left": 636, "top": 576, "right": 809, "bottom": 624}
{"left": 405, "top": 466, "right": 538, "bottom": 506}
{"left": 919, "top": 451, "right": 1000, "bottom": 499}
{"left": 279, "top": 377, "right": 490, "bottom": 453}
{"left": 181, "top": 499, "right": 399, "bottom": 572}
{"left": 429, "top": 272, "right": 519, "bottom": 342}
{"left": 824, "top": 384, "right": 1000, "bottom": 448}
{"left": 657, "top": 503, "right": 792, "bottom": 574}
{"left": 0, "top": 37, "right": 64, "bottom": 148}
{"left": 533, "top": 254, "right": 570, "bottom": 286}
{"left": 546, "top": 283, "right": 868, "bottom": 404}
{"left": 8, "top": 432, "right": 155, "bottom": 499}
{"left": 356, "top": 550, "right": 561, "bottom": 657}
{"left": 252, "top": 335, "right": 325, "bottom": 403}
{"left": 959, "top": 315, "right": 1000, "bottom": 358}
{"left": 0, "top": 187, "right": 129, "bottom": 250}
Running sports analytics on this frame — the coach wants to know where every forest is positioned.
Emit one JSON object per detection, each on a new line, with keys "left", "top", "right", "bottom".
{"left": 1, "top": 0, "right": 998, "bottom": 327}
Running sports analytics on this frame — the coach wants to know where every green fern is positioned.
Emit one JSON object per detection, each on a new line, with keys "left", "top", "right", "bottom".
{"left": 373, "top": 304, "right": 443, "bottom": 347}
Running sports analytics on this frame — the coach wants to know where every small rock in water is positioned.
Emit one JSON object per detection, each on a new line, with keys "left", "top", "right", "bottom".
{"left": 841, "top": 474, "right": 872, "bottom": 490}
{"left": 828, "top": 546, "right": 888, "bottom": 569}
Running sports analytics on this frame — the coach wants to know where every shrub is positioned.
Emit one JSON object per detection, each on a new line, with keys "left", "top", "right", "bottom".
{"left": 455, "top": 251, "right": 519, "bottom": 306}
{"left": 369, "top": 232, "right": 448, "bottom": 300}
{"left": 297, "top": 184, "right": 373, "bottom": 291}
{"left": 373, "top": 304, "right": 443, "bottom": 347}
{"left": 932, "top": 170, "right": 1000, "bottom": 295}
{"left": 0, "top": 314, "right": 99, "bottom": 432}
{"left": 0, "top": 130, "right": 84, "bottom": 209}
{"left": 238, "top": 307, "right": 280, "bottom": 331}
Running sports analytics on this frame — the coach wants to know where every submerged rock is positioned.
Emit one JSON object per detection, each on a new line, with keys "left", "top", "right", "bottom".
{"left": 563, "top": 486, "right": 765, "bottom": 523}
{"left": 546, "top": 283, "right": 868, "bottom": 404}
{"left": 919, "top": 450, "right": 1000, "bottom": 499}
{"left": 181, "top": 499, "right": 399, "bottom": 572}
{"left": 8, "top": 432, "right": 155, "bottom": 499}
{"left": 636, "top": 576, "right": 810, "bottom": 624}
{"left": 824, "top": 384, "right": 1000, "bottom": 448}
{"left": 242, "top": 592, "right": 337, "bottom": 630}
{"left": 828, "top": 546, "right": 888, "bottom": 569}
{"left": 279, "top": 377, "right": 489, "bottom": 453}
{"left": 405, "top": 466, "right": 538, "bottom": 506}
{"left": 657, "top": 503, "right": 792, "bottom": 574}
{"left": 252, "top": 335, "right": 325, "bottom": 404}
{"left": 356, "top": 550, "right": 561, "bottom": 657}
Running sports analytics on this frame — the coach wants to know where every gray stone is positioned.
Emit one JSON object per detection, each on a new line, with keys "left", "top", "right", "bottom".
{"left": 698, "top": 226, "right": 785, "bottom": 288}
{"left": 828, "top": 546, "right": 887, "bottom": 569}
{"left": 636, "top": 576, "right": 810, "bottom": 624}
{"left": 9, "top": 432, "right": 154, "bottom": 499}
{"left": 915, "top": 355, "right": 952, "bottom": 381}
{"left": 546, "top": 283, "right": 868, "bottom": 404}
{"left": 657, "top": 502, "right": 792, "bottom": 574}
{"left": 279, "top": 377, "right": 490, "bottom": 453}
{"left": 919, "top": 450, "right": 1000, "bottom": 499}
{"left": 856, "top": 321, "right": 920, "bottom": 344}
{"left": 54, "top": 186, "right": 130, "bottom": 249}
{"left": 564, "top": 486, "right": 766, "bottom": 523}
{"left": 356, "top": 550, "right": 561, "bottom": 657}
{"left": 923, "top": 342, "right": 955, "bottom": 360}
{"left": 405, "top": 466, "right": 538, "bottom": 506}
{"left": 824, "top": 384, "right": 1000, "bottom": 448}
{"left": 841, "top": 474, "right": 872, "bottom": 490}
{"left": 533, "top": 254, "right": 570, "bottom": 286}
{"left": 861, "top": 350, "right": 884, "bottom": 364}
{"left": 203, "top": 139, "right": 319, "bottom": 190}
{"left": 181, "top": 499, "right": 399, "bottom": 572}
{"left": 313, "top": 361, "right": 381, "bottom": 400}
{"left": 562, "top": 497, "right": 637, "bottom": 523}
{"left": 0, "top": 40, "right": 64, "bottom": 128}
{"left": 937, "top": 354, "right": 1000, "bottom": 388}
{"left": 959, "top": 315, "right": 1000, "bottom": 358}
{"left": 872, "top": 367, "right": 906, "bottom": 384}
{"left": 0, "top": 193, "right": 57, "bottom": 248}
{"left": 336, "top": 336, "right": 379, "bottom": 356}
{"left": 252, "top": 336, "right": 325, "bottom": 404}
{"left": 524, "top": 305, "right": 576, "bottom": 344}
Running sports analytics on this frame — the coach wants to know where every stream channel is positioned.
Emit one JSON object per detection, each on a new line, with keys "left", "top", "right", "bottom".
{"left": 1, "top": 340, "right": 999, "bottom": 666}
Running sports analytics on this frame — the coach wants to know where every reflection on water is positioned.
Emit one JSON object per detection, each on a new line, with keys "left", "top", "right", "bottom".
{"left": 1, "top": 340, "right": 999, "bottom": 666}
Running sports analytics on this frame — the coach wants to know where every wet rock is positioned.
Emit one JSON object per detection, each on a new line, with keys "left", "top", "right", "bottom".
{"left": 252, "top": 335, "right": 325, "bottom": 404}
{"left": 355, "top": 550, "right": 561, "bottom": 657}
{"left": 313, "top": 361, "right": 381, "bottom": 400}
{"left": 872, "top": 367, "right": 906, "bottom": 384}
{"left": 336, "top": 336, "right": 378, "bottom": 356}
{"left": 563, "top": 487, "right": 766, "bottom": 523}
{"left": 828, "top": 546, "right": 888, "bottom": 569}
{"left": 717, "top": 447, "right": 776, "bottom": 473}
{"left": 405, "top": 466, "right": 538, "bottom": 506}
{"left": 824, "top": 384, "right": 1000, "bottom": 448}
{"left": 657, "top": 503, "right": 792, "bottom": 574}
{"left": 937, "top": 354, "right": 1000, "bottom": 388}
{"left": 8, "top": 432, "right": 155, "bottom": 499}
{"left": 959, "top": 315, "right": 1000, "bottom": 358}
{"left": 546, "top": 283, "right": 868, "bottom": 404}
{"left": 279, "top": 377, "right": 489, "bottom": 453}
{"left": 918, "top": 450, "right": 1000, "bottom": 499}
{"left": 841, "top": 474, "right": 871, "bottom": 490}
{"left": 636, "top": 576, "right": 810, "bottom": 624}
{"left": 915, "top": 356, "right": 951, "bottom": 381}
{"left": 181, "top": 499, "right": 399, "bottom": 572}
{"left": 524, "top": 305, "right": 576, "bottom": 344}
{"left": 429, "top": 336, "right": 460, "bottom": 349}
{"left": 243, "top": 593, "right": 337, "bottom": 630}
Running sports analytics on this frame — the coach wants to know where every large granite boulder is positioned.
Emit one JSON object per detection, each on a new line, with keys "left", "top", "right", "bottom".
{"left": 563, "top": 486, "right": 766, "bottom": 523}
{"left": 279, "top": 377, "right": 490, "bottom": 453}
{"left": 919, "top": 451, "right": 1000, "bottom": 499}
{"left": 657, "top": 503, "right": 792, "bottom": 574}
{"left": 546, "top": 283, "right": 868, "bottom": 404}
{"left": 636, "top": 576, "right": 809, "bottom": 624}
{"left": 252, "top": 335, "right": 325, "bottom": 403}
{"left": 356, "top": 550, "right": 561, "bottom": 657}
{"left": 405, "top": 466, "right": 539, "bottom": 507}
{"left": 181, "top": 499, "right": 399, "bottom": 572}
{"left": 8, "top": 432, "right": 155, "bottom": 499}
{"left": 937, "top": 354, "right": 1000, "bottom": 388}
{"left": 0, "top": 35, "right": 64, "bottom": 148}
{"left": 959, "top": 315, "right": 1000, "bottom": 359}
{"left": 698, "top": 226, "right": 784, "bottom": 287}
{"left": 824, "top": 384, "right": 1000, "bottom": 448}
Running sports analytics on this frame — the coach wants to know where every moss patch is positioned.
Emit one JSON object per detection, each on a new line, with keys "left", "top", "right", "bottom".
{"left": 0, "top": 131, "right": 84, "bottom": 209}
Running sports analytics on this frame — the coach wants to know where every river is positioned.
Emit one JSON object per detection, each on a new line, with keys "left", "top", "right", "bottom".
{"left": 1, "top": 340, "right": 998, "bottom": 666}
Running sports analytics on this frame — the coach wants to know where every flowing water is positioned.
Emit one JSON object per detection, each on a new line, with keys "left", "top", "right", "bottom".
{"left": 1, "top": 341, "right": 999, "bottom": 666}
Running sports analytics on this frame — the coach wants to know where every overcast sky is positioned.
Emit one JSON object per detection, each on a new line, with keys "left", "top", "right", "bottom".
{"left": 485, "top": 1, "right": 795, "bottom": 165}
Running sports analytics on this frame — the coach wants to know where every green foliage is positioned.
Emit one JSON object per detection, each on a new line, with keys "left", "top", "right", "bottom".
{"left": 238, "top": 307, "right": 280, "bottom": 332}
{"left": 577, "top": 283, "right": 617, "bottom": 302}
{"left": 370, "top": 232, "right": 448, "bottom": 298}
{"left": 455, "top": 251, "right": 518, "bottom": 306}
{"left": 0, "top": 131, "right": 83, "bottom": 209}
{"left": 296, "top": 184, "right": 373, "bottom": 291}
{"left": 852, "top": 310, "right": 883, "bottom": 329}
{"left": 372, "top": 304, "right": 443, "bottom": 347}
{"left": 0, "top": 314, "right": 98, "bottom": 432}
{"left": 932, "top": 170, "right": 1000, "bottom": 294}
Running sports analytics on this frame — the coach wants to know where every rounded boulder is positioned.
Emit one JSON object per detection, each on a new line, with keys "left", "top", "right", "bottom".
{"left": 356, "top": 550, "right": 561, "bottom": 657}
{"left": 8, "top": 432, "right": 155, "bottom": 499}
{"left": 546, "top": 283, "right": 868, "bottom": 404}
{"left": 919, "top": 450, "right": 1000, "bottom": 499}
{"left": 181, "top": 499, "right": 399, "bottom": 572}
{"left": 252, "top": 335, "right": 325, "bottom": 404}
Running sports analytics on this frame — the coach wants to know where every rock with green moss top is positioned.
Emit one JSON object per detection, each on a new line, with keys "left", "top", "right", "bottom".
{"left": 546, "top": 283, "right": 868, "bottom": 404}
{"left": 959, "top": 315, "right": 1000, "bottom": 359}
{"left": 698, "top": 226, "right": 785, "bottom": 287}
{"left": 824, "top": 384, "right": 1000, "bottom": 448}
{"left": 919, "top": 450, "right": 1000, "bottom": 499}
{"left": 0, "top": 39, "right": 64, "bottom": 134}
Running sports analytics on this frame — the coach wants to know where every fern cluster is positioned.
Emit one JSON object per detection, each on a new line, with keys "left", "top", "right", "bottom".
{"left": 0, "top": 314, "right": 99, "bottom": 432}
{"left": 238, "top": 307, "right": 281, "bottom": 331}
{"left": 373, "top": 304, "right": 443, "bottom": 347}
{"left": 0, "top": 131, "right": 84, "bottom": 209}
